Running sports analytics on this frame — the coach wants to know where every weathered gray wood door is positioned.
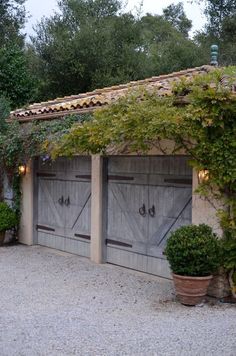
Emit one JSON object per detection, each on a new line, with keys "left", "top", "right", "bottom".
{"left": 36, "top": 157, "right": 91, "bottom": 257}
{"left": 106, "top": 156, "right": 192, "bottom": 278}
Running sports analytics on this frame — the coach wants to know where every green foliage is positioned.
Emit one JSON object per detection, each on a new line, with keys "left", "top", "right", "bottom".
{"left": 201, "top": 0, "right": 236, "bottom": 36}
{"left": 0, "top": 97, "right": 10, "bottom": 132}
{"left": 51, "top": 67, "right": 236, "bottom": 288}
{"left": 54, "top": 68, "right": 236, "bottom": 158}
{"left": 162, "top": 2, "right": 192, "bottom": 37}
{"left": 29, "top": 0, "right": 203, "bottom": 100}
{"left": 165, "top": 224, "right": 220, "bottom": 276}
{"left": 12, "top": 173, "right": 21, "bottom": 222}
{"left": 0, "top": 1, "right": 37, "bottom": 109}
{"left": 139, "top": 14, "right": 204, "bottom": 76}
{"left": 218, "top": 195, "right": 236, "bottom": 288}
{"left": 0, "top": 113, "right": 89, "bottom": 229}
{"left": 194, "top": 0, "right": 236, "bottom": 66}
{"left": 0, "top": 201, "right": 18, "bottom": 232}
{"left": 0, "top": 45, "right": 36, "bottom": 108}
{"left": 178, "top": 69, "right": 236, "bottom": 195}
{"left": 221, "top": 234, "right": 236, "bottom": 295}
{"left": 222, "top": 237, "right": 236, "bottom": 272}
{"left": 218, "top": 14, "right": 236, "bottom": 65}
{"left": 0, "top": 0, "right": 26, "bottom": 46}
{"left": 30, "top": 0, "right": 144, "bottom": 99}
{"left": 51, "top": 89, "right": 179, "bottom": 156}
{"left": 0, "top": 114, "right": 88, "bottom": 170}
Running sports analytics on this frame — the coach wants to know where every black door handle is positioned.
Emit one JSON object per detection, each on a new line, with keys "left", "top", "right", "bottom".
{"left": 148, "top": 205, "right": 156, "bottom": 217}
{"left": 64, "top": 196, "right": 70, "bottom": 207}
{"left": 58, "top": 196, "right": 64, "bottom": 205}
{"left": 139, "top": 204, "right": 146, "bottom": 217}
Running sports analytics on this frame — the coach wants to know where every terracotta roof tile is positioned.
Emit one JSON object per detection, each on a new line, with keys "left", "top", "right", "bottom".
{"left": 10, "top": 65, "right": 213, "bottom": 122}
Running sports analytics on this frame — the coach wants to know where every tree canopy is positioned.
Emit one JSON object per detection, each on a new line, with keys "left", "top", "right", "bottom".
{"left": 0, "top": 0, "right": 36, "bottom": 108}
{"left": 162, "top": 2, "right": 192, "bottom": 37}
{"left": 1, "top": 1, "right": 236, "bottom": 108}
{"left": 28, "top": 0, "right": 205, "bottom": 101}
{"left": 201, "top": 0, "right": 236, "bottom": 36}
{"left": 195, "top": 0, "right": 236, "bottom": 66}
{"left": 0, "top": 0, "right": 26, "bottom": 45}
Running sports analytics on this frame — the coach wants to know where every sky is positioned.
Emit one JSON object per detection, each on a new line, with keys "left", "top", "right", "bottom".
{"left": 24, "top": 0, "right": 206, "bottom": 36}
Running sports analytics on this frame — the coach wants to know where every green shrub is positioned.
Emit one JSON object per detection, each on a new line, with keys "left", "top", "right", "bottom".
{"left": 220, "top": 236, "right": 236, "bottom": 296}
{"left": 222, "top": 237, "right": 236, "bottom": 271}
{"left": 165, "top": 224, "right": 220, "bottom": 277}
{"left": 0, "top": 202, "right": 18, "bottom": 232}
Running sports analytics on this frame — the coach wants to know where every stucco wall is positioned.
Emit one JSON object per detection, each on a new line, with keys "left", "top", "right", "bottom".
{"left": 19, "top": 161, "right": 34, "bottom": 245}
{"left": 192, "top": 169, "right": 222, "bottom": 235}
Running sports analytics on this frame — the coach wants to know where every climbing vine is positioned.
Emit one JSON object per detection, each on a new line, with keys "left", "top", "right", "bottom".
{"left": 51, "top": 67, "right": 236, "bottom": 296}
{"left": 0, "top": 113, "right": 91, "bottom": 224}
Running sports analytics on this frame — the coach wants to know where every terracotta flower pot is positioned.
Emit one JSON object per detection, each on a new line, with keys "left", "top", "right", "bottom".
{"left": 0, "top": 231, "right": 5, "bottom": 246}
{"left": 173, "top": 273, "right": 213, "bottom": 306}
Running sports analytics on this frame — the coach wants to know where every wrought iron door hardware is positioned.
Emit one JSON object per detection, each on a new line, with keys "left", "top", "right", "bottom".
{"left": 148, "top": 205, "right": 156, "bottom": 217}
{"left": 139, "top": 204, "right": 147, "bottom": 217}
{"left": 58, "top": 196, "right": 64, "bottom": 205}
{"left": 64, "top": 196, "right": 70, "bottom": 206}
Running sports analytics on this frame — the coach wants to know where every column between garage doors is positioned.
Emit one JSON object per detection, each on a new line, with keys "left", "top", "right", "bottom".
{"left": 90, "top": 155, "right": 107, "bottom": 263}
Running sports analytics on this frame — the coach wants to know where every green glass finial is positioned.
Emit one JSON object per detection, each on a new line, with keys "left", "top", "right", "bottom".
{"left": 210, "top": 44, "right": 219, "bottom": 66}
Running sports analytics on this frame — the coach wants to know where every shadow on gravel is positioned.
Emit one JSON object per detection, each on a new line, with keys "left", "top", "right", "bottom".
{"left": 152, "top": 294, "right": 236, "bottom": 313}
{"left": 1, "top": 238, "right": 19, "bottom": 248}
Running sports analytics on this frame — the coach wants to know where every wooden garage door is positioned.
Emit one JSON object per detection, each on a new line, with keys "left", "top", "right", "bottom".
{"left": 106, "top": 156, "right": 192, "bottom": 278}
{"left": 36, "top": 157, "right": 91, "bottom": 257}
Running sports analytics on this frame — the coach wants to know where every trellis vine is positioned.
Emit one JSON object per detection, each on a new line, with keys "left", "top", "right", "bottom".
{"left": 51, "top": 67, "right": 236, "bottom": 296}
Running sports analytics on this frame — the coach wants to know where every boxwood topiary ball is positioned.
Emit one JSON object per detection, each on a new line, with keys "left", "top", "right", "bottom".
{"left": 165, "top": 224, "right": 220, "bottom": 277}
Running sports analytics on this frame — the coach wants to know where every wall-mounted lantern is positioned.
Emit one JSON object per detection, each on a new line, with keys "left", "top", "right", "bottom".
{"left": 18, "top": 164, "right": 27, "bottom": 176}
{"left": 198, "top": 169, "right": 209, "bottom": 184}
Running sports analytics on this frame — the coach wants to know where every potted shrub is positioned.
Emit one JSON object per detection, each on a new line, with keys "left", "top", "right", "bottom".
{"left": 0, "top": 201, "right": 18, "bottom": 245}
{"left": 165, "top": 224, "right": 220, "bottom": 306}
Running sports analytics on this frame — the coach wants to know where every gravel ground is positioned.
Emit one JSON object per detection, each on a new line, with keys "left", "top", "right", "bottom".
{"left": 0, "top": 245, "right": 235, "bottom": 356}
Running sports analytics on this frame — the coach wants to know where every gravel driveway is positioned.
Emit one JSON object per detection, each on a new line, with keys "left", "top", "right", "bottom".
{"left": 0, "top": 245, "right": 235, "bottom": 356}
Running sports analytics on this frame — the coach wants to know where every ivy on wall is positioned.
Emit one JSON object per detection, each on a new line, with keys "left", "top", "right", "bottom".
{"left": 51, "top": 70, "right": 236, "bottom": 228}
{"left": 51, "top": 67, "right": 236, "bottom": 295}
{"left": 51, "top": 68, "right": 236, "bottom": 213}
{"left": 0, "top": 113, "right": 91, "bottom": 222}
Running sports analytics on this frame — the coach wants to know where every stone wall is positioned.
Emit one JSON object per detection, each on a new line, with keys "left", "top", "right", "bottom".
{"left": 207, "top": 268, "right": 230, "bottom": 299}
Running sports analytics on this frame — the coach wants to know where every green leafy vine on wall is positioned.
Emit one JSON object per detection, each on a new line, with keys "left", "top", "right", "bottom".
{"left": 51, "top": 67, "right": 236, "bottom": 296}
{"left": 0, "top": 112, "right": 92, "bottom": 227}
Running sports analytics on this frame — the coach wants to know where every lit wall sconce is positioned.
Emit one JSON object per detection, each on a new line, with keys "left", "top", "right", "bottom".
{"left": 18, "top": 164, "right": 27, "bottom": 176}
{"left": 198, "top": 169, "right": 209, "bottom": 184}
